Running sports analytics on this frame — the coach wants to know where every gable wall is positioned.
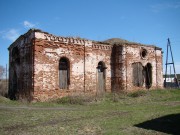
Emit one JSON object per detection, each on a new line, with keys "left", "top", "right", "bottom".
{"left": 125, "top": 44, "right": 163, "bottom": 91}
{"left": 8, "top": 32, "right": 34, "bottom": 101}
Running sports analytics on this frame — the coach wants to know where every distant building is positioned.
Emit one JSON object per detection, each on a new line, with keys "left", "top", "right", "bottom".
{"left": 163, "top": 74, "right": 180, "bottom": 87}
{"left": 164, "top": 77, "right": 175, "bottom": 82}
{"left": 8, "top": 29, "right": 163, "bottom": 101}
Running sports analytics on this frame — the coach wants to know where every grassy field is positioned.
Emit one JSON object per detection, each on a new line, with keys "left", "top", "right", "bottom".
{"left": 0, "top": 89, "right": 180, "bottom": 135}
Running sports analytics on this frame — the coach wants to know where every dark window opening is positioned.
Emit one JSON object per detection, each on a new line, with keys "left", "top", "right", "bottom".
{"left": 141, "top": 48, "right": 148, "bottom": 59}
{"left": 12, "top": 47, "right": 20, "bottom": 64}
{"left": 97, "top": 61, "right": 106, "bottom": 73}
{"left": 59, "top": 57, "right": 70, "bottom": 89}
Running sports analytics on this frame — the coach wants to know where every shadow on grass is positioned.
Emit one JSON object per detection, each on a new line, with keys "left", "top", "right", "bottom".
{"left": 135, "top": 114, "right": 180, "bottom": 135}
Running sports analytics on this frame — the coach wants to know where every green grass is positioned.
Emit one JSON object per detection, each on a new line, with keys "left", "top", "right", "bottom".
{"left": 0, "top": 89, "right": 180, "bottom": 135}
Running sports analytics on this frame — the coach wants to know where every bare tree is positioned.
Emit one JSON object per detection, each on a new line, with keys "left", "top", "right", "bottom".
{"left": 0, "top": 65, "right": 7, "bottom": 96}
{"left": 0, "top": 65, "right": 5, "bottom": 80}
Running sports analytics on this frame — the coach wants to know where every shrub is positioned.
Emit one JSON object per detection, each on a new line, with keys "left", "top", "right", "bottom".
{"left": 0, "top": 80, "right": 8, "bottom": 97}
{"left": 128, "top": 90, "right": 147, "bottom": 98}
{"left": 55, "top": 95, "right": 93, "bottom": 105}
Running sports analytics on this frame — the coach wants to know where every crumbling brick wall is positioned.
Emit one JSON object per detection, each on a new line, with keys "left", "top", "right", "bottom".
{"left": 8, "top": 29, "right": 163, "bottom": 102}
{"left": 124, "top": 44, "right": 163, "bottom": 91}
{"left": 111, "top": 45, "right": 126, "bottom": 92}
{"left": 33, "top": 32, "right": 113, "bottom": 101}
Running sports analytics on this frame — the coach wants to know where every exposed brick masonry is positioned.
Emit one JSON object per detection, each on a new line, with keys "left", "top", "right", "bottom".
{"left": 8, "top": 29, "right": 163, "bottom": 101}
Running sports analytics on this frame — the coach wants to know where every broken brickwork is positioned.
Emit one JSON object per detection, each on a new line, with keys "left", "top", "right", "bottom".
{"left": 8, "top": 29, "right": 163, "bottom": 101}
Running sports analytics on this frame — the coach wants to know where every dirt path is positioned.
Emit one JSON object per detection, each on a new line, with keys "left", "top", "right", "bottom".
{"left": 0, "top": 105, "right": 76, "bottom": 110}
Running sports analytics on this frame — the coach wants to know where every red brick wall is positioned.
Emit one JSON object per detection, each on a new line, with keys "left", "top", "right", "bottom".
{"left": 33, "top": 38, "right": 113, "bottom": 101}
{"left": 8, "top": 29, "right": 163, "bottom": 102}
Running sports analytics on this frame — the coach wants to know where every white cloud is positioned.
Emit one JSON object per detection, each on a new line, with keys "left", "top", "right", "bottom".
{"left": 0, "top": 21, "right": 38, "bottom": 42}
{"left": 151, "top": 2, "right": 180, "bottom": 12}
{"left": 2, "top": 29, "right": 20, "bottom": 41}
{"left": 23, "top": 21, "right": 36, "bottom": 28}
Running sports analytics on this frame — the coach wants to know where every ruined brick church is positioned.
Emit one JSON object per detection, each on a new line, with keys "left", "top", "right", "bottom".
{"left": 8, "top": 29, "right": 163, "bottom": 101}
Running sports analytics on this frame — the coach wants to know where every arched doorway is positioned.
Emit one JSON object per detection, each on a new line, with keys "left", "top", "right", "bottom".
{"left": 11, "top": 71, "right": 18, "bottom": 100}
{"left": 145, "top": 63, "right": 152, "bottom": 89}
{"left": 97, "top": 61, "right": 106, "bottom": 93}
{"left": 59, "top": 57, "right": 69, "bottom": 89}
{"left": 132, "top": 62, "right": 144, "bottom": 87}
{"left": 10, "top": 47, "right": 20, "bottom": 100}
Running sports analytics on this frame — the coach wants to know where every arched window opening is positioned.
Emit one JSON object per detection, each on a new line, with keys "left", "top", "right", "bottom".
{"left": 97, "top": 61, "right": 106, "bottom": 93}
{"left": 145, "top": 63, "right": 152, "bottom": 89}
{"left": 12, "top": 47, "right": 20, "bottom": 64}
{"left": 132, "top": 62, "right": 144, "bottom": 87}
{"left": 97, "top": 61, "right": 105, "bottom": 73}
{"left": 59, "top": 57, "right": 70, "bottom": 89}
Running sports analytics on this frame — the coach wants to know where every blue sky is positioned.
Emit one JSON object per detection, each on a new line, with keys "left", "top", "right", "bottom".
{"left": 0, "top": 0, "right": 180, "bottom": 74}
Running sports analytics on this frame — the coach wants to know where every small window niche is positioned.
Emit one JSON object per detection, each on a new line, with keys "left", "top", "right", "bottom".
{"left": 140, "top": 48, "right": 148, "bottom": 59}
